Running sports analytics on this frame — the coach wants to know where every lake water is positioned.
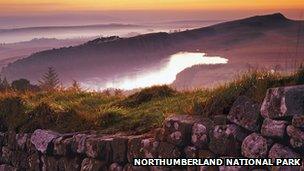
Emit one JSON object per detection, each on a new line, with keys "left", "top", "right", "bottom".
{"left": 82, "top": 52, "right": 228, "bottom": 90}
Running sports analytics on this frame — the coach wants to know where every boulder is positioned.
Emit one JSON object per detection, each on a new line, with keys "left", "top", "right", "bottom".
{"left": 109, "top": 163, "right": 123, "bottom": 171}
{"left": 127, "top": 135, "right": 145, "bottom": 162}
{"left": 154, "top": 128, "right": 165, "bottom": 142}
{"left": 71, "top": 133, "right": 93, "bottom": 154}
{"left": 241, "top": 133, "right": 273, "bottom": 158}
{"left": 150, "top": 166, "right": 171, "bottom": 171}
{"left": 261, "top": 85, "right": 304, "bottom": 119}
{"left": 268, "top": 143, "right": 300, "bottom": 159}
{"left": 163, "top": 115, "right": 203, "bottom": 147}
{"left": 58, "top": 157, "right": 82, "bottom": 171}
{"left": 286, "top": 125, "right": 304, "bottom": 149}
{"left": 191, "top": 119, "right": 213, "bottom": 149}
{"left": 127, "top": 136, "right": 158, "bottom": 163}
{"left": 141, "top": 138, "right": 159, "bottom": 158}
{"left": 158, "top": 142, "right": 181, "bottom": 158}
{"left": 80, "top": 158, "right": 107, "bottom": 171}
{"left": 15, "top": 133, "right": 30, "bottom": 151}
{"left": 123, "top": 163, "right": 149, "bottom": 171}
{"left": 41, "top": 155, "right": 59, "bottom": 171}
{"left": 197, "top": 150, "right": 215, "bottom": 158}
{"left": 110, "top": 137, "right": 128, "bottom": 164}
{"left": 292, "top": 114, "right": 304, "bottom": 130}
{"left": 270, "top": 166, "right": 301, "bottom": 171}
{"left": 10, "top": 151, "right": 29, "bottom": 169}
{"left": 209, "top": 124, "right": 247, "bottom": 156}
{"left": 227, "top": 96, "right": 261, "bottom": 131}
{"left": 85, "top": 136, "right": 112, "bottom": 161}
{"left": 212, "top": 115, "right": 228, "bottom": 125}
{"left": 219, "top": 157, "right": 248, "bottom": 171}
{"left": 5, "top": 131, "right": 17, "bottom": 150}
{"left": 184, "top": 146, "right": 197, "bottom": 158}
{"left": 30, "top": 129, "right": 60, "bottom": 154}
{"left": 0, "top": 164, "right": 17, "bottom": 171}
{"left": 28, "top": 153, "right": 40, "bottom": 171}
{"left": 53, "top": 135, "right": 75, "bottom": 156}
{"left": 1, "top": 146, "right": 12, "bottom": 164}
{"left": 199, "top": 166, "right": 218, "bottom": 171}
{"left": 26, "top": 136, "right": 38, "bottom": 155}
{"left": 0, "top": 133, "right": 5, "bottom": 147}
{"left": 261, "top": 118, "right": 288, "bottom": 138}
{"left": 219, "top": 166, "right": 245, "bottom": 171}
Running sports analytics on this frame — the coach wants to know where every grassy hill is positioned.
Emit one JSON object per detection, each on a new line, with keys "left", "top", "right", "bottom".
{"left": 0, "top": 66, "right": 303, "bottom": 134}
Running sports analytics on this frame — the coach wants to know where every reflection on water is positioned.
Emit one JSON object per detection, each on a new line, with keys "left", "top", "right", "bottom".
{"left": 82, "top": 52, "right": 228, "bottom": 90}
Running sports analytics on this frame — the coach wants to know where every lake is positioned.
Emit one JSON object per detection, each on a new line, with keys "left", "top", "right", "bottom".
{"left": 82, "top": 52, "right": 228, "bottom": 90}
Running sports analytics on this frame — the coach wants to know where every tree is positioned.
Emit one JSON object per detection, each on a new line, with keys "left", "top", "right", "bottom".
{"left": 38, "top": 67, "right": 60, "bottom": 91}
{"left": 0, "top": 77, "right": 10, "bottom": 91}
{"left": 68, "top": 80, "right": 81, "bottom": 92}
{"left": 11, "top": 79, "right": 31, "bottom": 92}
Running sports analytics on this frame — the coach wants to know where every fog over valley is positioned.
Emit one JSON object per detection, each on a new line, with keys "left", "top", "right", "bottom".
{"left": 1, "top": 13, "right": 304, "bottom": 91}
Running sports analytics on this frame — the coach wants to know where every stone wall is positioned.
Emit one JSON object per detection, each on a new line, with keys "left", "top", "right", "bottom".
{"left": 0, "top": 85, "right": 304, "bottom": 171}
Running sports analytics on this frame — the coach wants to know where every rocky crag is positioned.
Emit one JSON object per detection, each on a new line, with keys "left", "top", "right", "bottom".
{"left": 0, "top": 85, "right": 304, "bottom": 171}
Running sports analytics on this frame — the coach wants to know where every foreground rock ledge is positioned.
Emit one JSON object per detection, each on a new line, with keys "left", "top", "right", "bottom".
{"left": 227, "top": 96, "right": 261, "bottom": 132}
{"left": 261, "top": 85, "right": 304, "bottom": 119}
{"left": 241, "top": 133, "right": 273, "bottom": 158}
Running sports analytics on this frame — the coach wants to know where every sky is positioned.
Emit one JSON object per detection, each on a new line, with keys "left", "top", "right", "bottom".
{"left": 1, "top": 0, "right": 304, "bottom": 12}
{"left": 0, "top": 0, "right": 303, "bottom": 28}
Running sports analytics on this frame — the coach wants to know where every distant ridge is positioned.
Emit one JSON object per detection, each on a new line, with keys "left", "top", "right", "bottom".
{"left": 0, "top": 23, "right": 142, "bottom": 33}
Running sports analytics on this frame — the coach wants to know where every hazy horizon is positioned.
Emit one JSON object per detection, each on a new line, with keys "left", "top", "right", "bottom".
{"left": 0, "top": 9, "right": 303, "bottom": 29}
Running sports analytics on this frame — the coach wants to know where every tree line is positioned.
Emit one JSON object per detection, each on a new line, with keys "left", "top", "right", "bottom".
{"left": 0, "top": 67, "right": 80, "bottom": 92}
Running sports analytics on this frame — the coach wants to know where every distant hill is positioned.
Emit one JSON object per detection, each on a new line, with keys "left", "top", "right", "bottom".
{"left": 0, "top": 23, "right": 141, "bottom": 33}
{"left": 0, "top": 38, "right": 92, "bottom": 68}
{"left": 2, "top": 13, "right": 304, "bottom": 88}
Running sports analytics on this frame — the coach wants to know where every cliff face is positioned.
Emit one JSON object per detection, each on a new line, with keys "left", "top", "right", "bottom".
{"left": 0, "top": 84, "right": 303, "bottom": 170}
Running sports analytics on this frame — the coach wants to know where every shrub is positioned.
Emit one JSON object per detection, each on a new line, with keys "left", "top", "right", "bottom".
{"left": 20, "top": 103, "right": 57, "bottom": 132}
{"left": 121, "top": 85, "right": 176, "bottom": 107}
{"left": 11, "top": 79, "right": 31, "bottom": 92}
{"left": 0, "top": 97, "right": 27, "bottom": 131}
{"left": 295, "top": 64, "right": 304, "bottom": 84}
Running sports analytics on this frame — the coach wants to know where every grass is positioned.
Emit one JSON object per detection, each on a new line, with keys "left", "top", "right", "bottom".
{"left": 0, "top": 67, "right": 303, "bottom": 134}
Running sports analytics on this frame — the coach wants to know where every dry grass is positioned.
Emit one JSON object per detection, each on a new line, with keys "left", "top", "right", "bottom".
{"left": 0, "top": 67, "right": 303, "bottom": 134}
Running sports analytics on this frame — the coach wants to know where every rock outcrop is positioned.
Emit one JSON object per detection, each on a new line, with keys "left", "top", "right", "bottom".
{"left": 261, "top": 118, "right": 288, "bottom": 138}
{"left": 241, "top": 133, "right": 273, "bottom": 158}
{"left": 261, "top": 85, "right": 304, "bottom": 119}
{"left": 227, "top": 96, "right": 261, "bottom": 131}
{"left": 30, "top": 129, "right": 61, "bottom": 154}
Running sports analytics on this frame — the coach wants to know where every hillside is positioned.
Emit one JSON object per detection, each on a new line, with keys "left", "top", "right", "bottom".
{"left": 2, "top": 13, "right": 304, "bottom": 88}
{"left": 0, "top": 66, "right": 303, "bottom": 170}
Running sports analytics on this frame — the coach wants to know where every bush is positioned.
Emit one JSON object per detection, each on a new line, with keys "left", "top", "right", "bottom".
{"left": 121, "top": 85, "right": 176, "bottom": 107}
{"left": 295, "top": 64, "right": 304, "bottom": 84}
{"left": 11, "top": 79, "right": 31, "bottom": 92}
{"left": 0, "top": 97, "right": 27, "bottom": 131}
{"left": 20, "top": 103, "right": 57, "bottom": 132}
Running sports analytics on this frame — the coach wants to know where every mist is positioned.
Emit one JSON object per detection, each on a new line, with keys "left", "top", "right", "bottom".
{"left": 0, "top": 9, "right": 302, "bottom": 29}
